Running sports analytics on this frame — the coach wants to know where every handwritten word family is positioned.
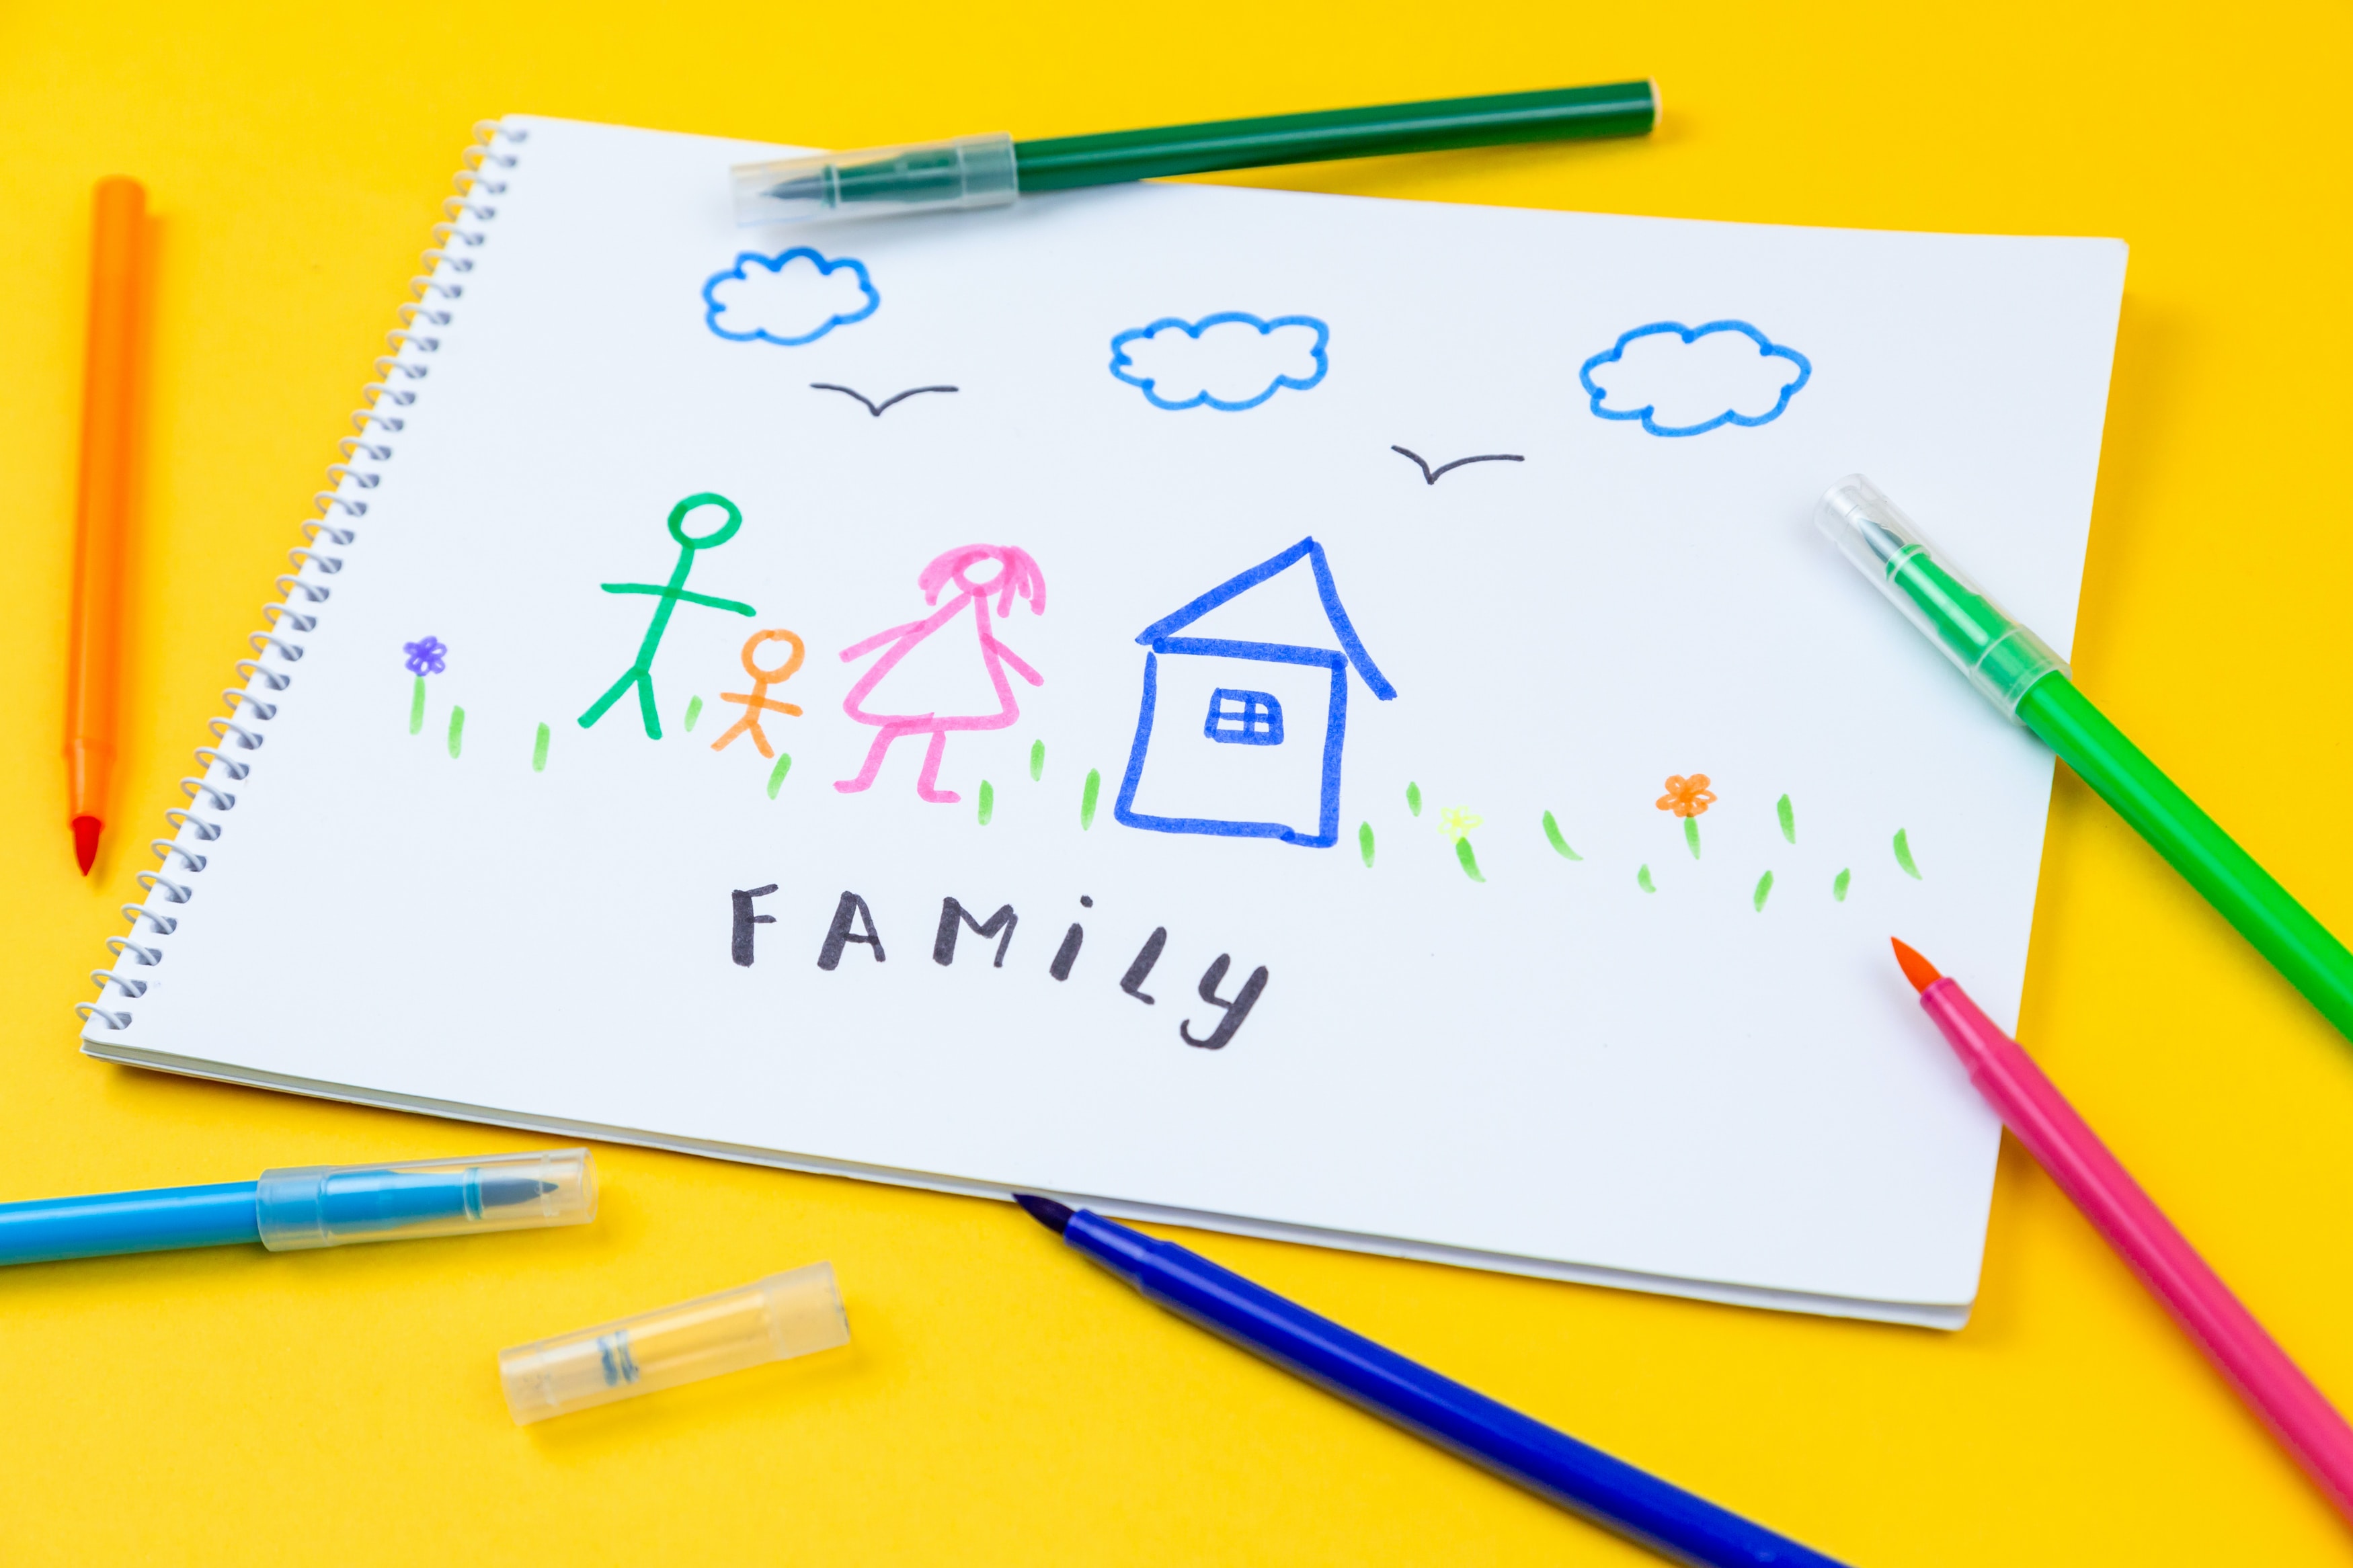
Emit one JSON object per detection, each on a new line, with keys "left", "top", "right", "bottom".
{"left": 731, "top": 886, "right": 1271, "bottom": 1051}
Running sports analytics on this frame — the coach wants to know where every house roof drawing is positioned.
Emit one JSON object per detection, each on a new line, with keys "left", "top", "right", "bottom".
{"left": 1133, "top": 537, "right": 1396, "bottom": 698}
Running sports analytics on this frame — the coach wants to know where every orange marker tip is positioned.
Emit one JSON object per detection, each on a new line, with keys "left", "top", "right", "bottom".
{"left": 1888, "top": 937, "right": 1941, "bottom": 994}
{"left": 72, "top": 816, "right": 103, "bottom": 876}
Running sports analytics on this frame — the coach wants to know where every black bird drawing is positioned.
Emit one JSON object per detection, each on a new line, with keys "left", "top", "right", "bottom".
{"left": 811, "top": 382, "right": 959, "bottom": 417}
{"left": 1390, "top": 445, "right": 1525, "bottom": 485}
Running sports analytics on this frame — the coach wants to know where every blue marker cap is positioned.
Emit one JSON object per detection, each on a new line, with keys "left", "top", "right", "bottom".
{"left": 254, "top": 1148, "right": 597, "bottom": 1251}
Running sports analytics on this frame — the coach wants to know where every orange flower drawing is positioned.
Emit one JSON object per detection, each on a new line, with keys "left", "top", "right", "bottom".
{"left": 1657, "top": 773, "right": 1716, "bottom": 860}
{"left": 1657, "top": 774, "right": 1716, "bottom": 819}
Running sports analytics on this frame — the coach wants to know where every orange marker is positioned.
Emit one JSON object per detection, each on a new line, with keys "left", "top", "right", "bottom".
{"left": 67, "top": 177, "right": 146, "bottom": 876}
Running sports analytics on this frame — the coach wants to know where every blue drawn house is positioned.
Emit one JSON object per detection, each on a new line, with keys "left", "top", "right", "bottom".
{"left": 1114, "top": 538, "right": 1396, "bottom": 848}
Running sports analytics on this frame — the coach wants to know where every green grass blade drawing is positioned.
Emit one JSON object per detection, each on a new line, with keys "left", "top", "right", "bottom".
{"left": 1455, "top": 837, "right": 1484, "bottom": 882}
{"left": 1542, "top": 811, "right": 1581, "bottom": 860}
{"left": 1894, "top": 829, "right": 1922, "bottom": 879}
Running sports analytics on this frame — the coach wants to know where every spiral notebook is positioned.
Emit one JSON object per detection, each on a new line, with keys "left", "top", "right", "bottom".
{"left": 79, "top": 115, "right": 2126, "bottom": 1326}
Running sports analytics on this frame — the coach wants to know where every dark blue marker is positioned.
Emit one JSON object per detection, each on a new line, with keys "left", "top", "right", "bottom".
{"left": 1014, "top": 1196, "right": 1848, "bottom": 1568}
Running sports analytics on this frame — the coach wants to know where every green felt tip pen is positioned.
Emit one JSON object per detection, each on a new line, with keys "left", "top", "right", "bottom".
{"left": 1819, "top": 475, "right": 2353, "bottom": 1045}
{"left": 730, "top": 81, "right": 1657, "bottom": 228}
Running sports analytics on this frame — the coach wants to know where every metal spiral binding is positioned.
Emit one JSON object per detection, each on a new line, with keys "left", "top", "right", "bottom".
{"left": 76, "top": 118, "right": 527, "bottom": 1034}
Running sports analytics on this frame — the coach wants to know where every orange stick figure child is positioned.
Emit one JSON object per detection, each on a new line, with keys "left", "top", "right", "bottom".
{"left": 711, "top": 629, "right": 805, "bottom": 757}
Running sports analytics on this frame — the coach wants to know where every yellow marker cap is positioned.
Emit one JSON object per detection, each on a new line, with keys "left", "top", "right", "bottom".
{"left": 498, "top": 1262, "right": 850, "bottom": 1424}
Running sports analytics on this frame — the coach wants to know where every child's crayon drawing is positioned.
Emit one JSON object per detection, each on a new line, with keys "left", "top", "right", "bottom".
{"left": 1390, "top": 446, "right": 1525, "bottom": 485}
{"left": 403, "top": 635, "right": 445, "bottom": 735}
{"left": 1439, "top": 807, "right": 1485, "bottom": 882}
{"left": 1109, "top": 313, "right": 1329, "bottom": 412}
{"left": 703, "top": 248, "right": 877, "bottom": 347}
{"left": 1659, "top": 773, "right": 1715, "bottom": 858}
{"left": 1542, "top": 811, "right": 1582, "bottom": 860}
{"left": 1579, "top": 320, "right": 1812, "bottom": 438}
{"left": 834, "top": 544, "right": 1045, "bottom": 804}
{"left": 811, "top": 382, "right": 957, "bottom": 417}
{"left": 1894, "top": 829, "right": 1923, "bottom": 879}
{"left": 1114, "top": 538, "right": 1394, "bottom": 849}
{"left": 580, "top": 493, "right": 757, "bottom": 740}
{"left": 712, "top": 629, "right": 806, "bottom": 759}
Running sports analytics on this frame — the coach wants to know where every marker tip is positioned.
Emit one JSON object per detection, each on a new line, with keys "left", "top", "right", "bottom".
{"left": 72, "top": 816, "right": 102, "bottom": 876}
{"left": 1889, "top": 937, "right": 1942, "bottom": 994}
{"left": 1013, "top": 1193, "right": 1074, "bottom": 1235}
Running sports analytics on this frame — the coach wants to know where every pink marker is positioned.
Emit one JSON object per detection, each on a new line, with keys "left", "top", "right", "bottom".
{"left": 1891, "top": 938, "right": 2353, "bottom": 1523}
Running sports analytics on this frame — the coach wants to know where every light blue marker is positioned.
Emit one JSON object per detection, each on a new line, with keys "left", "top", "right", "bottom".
{"left": 0, "top": 1149, "right": 596, "bottom": 1266}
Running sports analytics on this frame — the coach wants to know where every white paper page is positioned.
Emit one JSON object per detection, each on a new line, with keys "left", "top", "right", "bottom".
{"left": 87, "top": 116, "right": 2125, "bottom": 1322}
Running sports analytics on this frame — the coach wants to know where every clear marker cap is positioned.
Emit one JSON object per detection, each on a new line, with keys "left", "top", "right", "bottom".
{"left": 500, "top": 1262, "right": 850, "bottom": 1424}
{"left": 1814, "top": 474, "right": 2068, "bottom": 718}
{"left": 253, "top": 1148, "right": 597, "bottom": 1251}
{"left": 731, "top": 134, "right": 1019, "bottom": 227}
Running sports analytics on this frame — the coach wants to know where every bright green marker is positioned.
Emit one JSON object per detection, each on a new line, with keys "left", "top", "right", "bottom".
{"left": 1819, "top": 475, "right": 2353, "bottom": 1044}
{"left": 731, "top": 82, "right": 1659, "bottom": 227}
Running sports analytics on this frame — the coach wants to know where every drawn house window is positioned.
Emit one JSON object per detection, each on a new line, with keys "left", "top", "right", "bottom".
{"left": 1115, "top": 537, "right": 1396, "bottom": 849}
{"left": 1205, "top": 688, "right": 1284, "bottom": 746}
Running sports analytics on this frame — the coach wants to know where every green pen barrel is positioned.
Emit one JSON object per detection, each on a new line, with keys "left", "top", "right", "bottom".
{"left": 731, "top": 81, "right": 1658, "bottom": 227}
{"left": 2018, "top": 677, "right": 2353, "bottom": 1042}
{"left": 1012, "top": 81, "right": 1659, "bottom": 192}
{"left": 1818, "top": 474, "right": 2353, "bottom": 1046}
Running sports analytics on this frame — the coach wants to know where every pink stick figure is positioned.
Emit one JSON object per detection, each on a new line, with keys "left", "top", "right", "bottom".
{"left": 834, "top": 544, "right": 1045, "bottom": 803}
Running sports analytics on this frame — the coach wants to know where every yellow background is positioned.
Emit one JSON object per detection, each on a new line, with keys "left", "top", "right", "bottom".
{"left": 3, "top": 2, "right": 2349, "bottom": 1561}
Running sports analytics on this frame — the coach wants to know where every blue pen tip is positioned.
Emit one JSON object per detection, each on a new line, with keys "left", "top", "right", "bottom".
{"left": 1013, "top": 1193, "right": 1073, "bottom": 1234}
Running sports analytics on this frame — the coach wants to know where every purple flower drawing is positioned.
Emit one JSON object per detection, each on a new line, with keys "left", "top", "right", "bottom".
{"left": 403, "top": 636, "right": 448, "bottom": 676}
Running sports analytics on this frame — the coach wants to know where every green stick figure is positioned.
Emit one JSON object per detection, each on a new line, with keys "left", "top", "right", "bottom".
{"left": 580, "top": 492, "right": 758, "bottom": 739}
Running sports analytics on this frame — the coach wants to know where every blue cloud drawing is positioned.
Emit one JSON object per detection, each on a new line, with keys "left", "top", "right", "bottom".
{"left": 703, "top": 248, "right": 879, "bottom": 347}
{"left": 1109, "top": 313, "right": 1330, "bottom": 411}
{"left": 1579, "top": 320, "right": 1812, "bottom": 437}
